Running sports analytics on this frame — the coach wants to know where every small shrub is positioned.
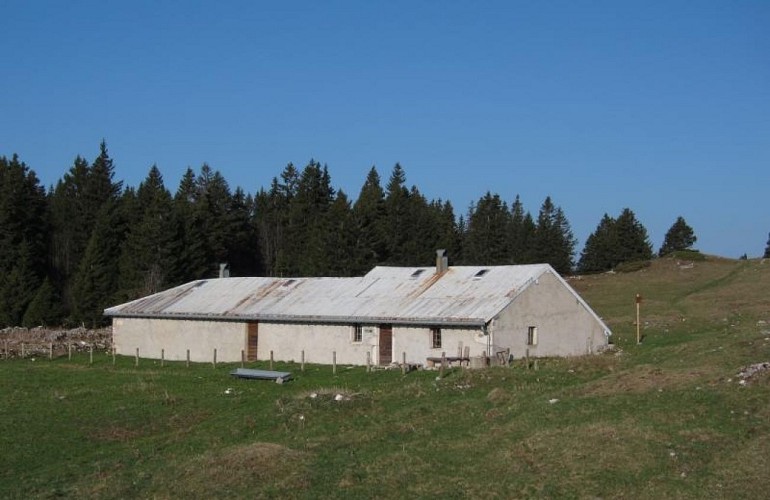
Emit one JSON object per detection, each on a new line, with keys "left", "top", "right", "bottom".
{"left": 615, "top": 260, "right": 652, "bottom": 273}
{"left": 668, "top": 250, "right": 706, "bottom": 261}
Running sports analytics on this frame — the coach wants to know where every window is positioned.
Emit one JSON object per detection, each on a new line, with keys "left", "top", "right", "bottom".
{"left": 352, "top": 325, "right": 363, "bottom": 343}
{"left": 527, "top": 326, "right": 538, "bottom": 346}
{"left": 431, "top": 327, "right": 442, "bottom": 349}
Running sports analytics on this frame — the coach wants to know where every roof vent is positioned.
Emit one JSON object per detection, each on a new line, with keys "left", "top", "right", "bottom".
{"left": 219, "top": 263, "right": 230, "bottom": 278}
{"left": 411, "top": 269, "right": 425, "bottom": 278}
{"left": 473, "top": 269, "right": 489, "bottom": 279}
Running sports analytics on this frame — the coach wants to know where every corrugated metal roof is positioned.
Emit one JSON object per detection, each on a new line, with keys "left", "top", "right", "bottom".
{"left": 104, "top": 264, "right": 607, "bottom": 330}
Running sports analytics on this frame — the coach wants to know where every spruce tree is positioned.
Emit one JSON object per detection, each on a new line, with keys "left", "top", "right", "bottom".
{"left": 464, "top": 192, "right": 511, "bottom": 265}
{"left": 614, "top": 208, "right": 653, "bottom": 263}
{"left": 174, "top": 168, "right": 208, "bottom": 281}
{"left": 71, "top": 202, "right": 123, "bottom": 327}
{"left": 0, "top": 155, "right": 49, "bottom": 326}
{"left": 225, "top": 187, "right": 261, "bottom": 277}
{"left": 510, "top": 195, "right": 535, "bottom": 264}
{"left": 659, "top": 216, "right": 697, "bottom": 256}
{"left": 765, "top": 233, "right": 770, "bottom": 259}
{"left": 282, "top": 161, "right": 335, "bottom": 276}
{"left": 578, "top": 214, "right": 618, "bottom": 273}
{"left": 532, "top": 196, "right": 576, "bottom": 274}
{"left": 50, "top": 143, "right": 123, "bottom": 320}
{"left": 116, "top": 165, "right": 180, "bottom": 301}
{"left": 352, "top": 166, "right": 387, "bottom": 272}
{"left": 431, "top": 200, "right": 461, "bottom": 264}
{"left": 23, "top": 278, "right": 64, "bottom": 327}
{"left": 383, "top": 164, "right": 411, "bottom": 265}
{"left": 325, "top": 190, "right": 359, "bottom": 276}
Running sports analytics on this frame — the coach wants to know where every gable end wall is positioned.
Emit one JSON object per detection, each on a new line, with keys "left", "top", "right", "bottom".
{"left": 490, "top": 271, "right": 608, "bottom": 357}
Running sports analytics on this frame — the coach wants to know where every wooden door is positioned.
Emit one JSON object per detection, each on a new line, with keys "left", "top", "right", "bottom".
{"left": 247, "top": 322, "right": 258, "bottom": 361}
{"left": 379, "top": 324, "right": 392, "bottom": 365}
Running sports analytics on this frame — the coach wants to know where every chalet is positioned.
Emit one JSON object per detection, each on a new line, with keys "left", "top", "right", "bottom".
{"left": 104, "top": 251, "right": 611, "bottom": 366}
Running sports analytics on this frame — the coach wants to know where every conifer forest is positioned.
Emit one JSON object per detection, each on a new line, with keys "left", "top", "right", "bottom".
{"left": 1, "top": 143, "right": 704, "bottom": 328}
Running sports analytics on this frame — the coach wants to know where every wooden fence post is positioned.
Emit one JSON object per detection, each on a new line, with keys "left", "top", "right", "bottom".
{"left": 301, "top": 350, "right": 305, "bottom": 372}
{"left": 366, "top": 351, "right": 371, "bottom": 373}
{"left": 4, "top": 340, "right": 7, "bottom": 360}
{"left": 186, "top": 349, "right": 190, "bottom": 367}
{"left": 112, "top": 347, "right": 116, "bottom": 365}
{"left": 213, "top": 348, "right": 217, "bottom": 369}
{"left": 135, "top": 348, "right": 139, "bottom": 367}
{"left": 68, "top": 343, "right": 72, "bottom": 361}
{"left": 49, "top": 342, "right": 53, "bottom": 360}
{"left": 161, "top": 348, "right": 165, "bottom": 367}
{"left": 89, "top": 345, "right": 93, "bottom": 365}
{"left": 270, "top": 350, "right": 274, "bottom": 371}
{"left": 332, "top": 351, "right": 337, "bottom": 375}
{"left": 241, "top": 349, "right": 245, "bottom": 368}
{"left": 401, "top": 352, "right": 406, "bottom": 375}
{"left": 21, "top": 342, "right": 25, "bottom": 358}
{"left": 440, "top": 351, "right": 446, "bottom": 377}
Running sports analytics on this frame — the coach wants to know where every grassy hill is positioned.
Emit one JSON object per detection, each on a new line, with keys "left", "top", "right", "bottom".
{"left": 1, "top": 256, "right": 768, "bottom": 498}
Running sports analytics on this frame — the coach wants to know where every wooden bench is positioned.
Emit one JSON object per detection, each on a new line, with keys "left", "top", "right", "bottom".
{"left": 426, "top": 356, "right": 470, "bottom": 368}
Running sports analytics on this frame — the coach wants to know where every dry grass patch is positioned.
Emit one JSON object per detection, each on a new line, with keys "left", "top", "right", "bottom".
{"left": 576, "top": 364, "right": 717, "bottom": 397}
{"left": 154, "top": 442, "right": 312, "bottom": 497}
{"left": 93, "top": 424, "right": 153, "bottom": 443}
{"left": 704, "top": 433, "right": 770, "bottom": 496}
{"left": 492, "top": 420, "right": 666, "bottom": 494}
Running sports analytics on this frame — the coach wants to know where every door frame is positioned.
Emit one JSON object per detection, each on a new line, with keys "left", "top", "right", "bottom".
{"left": 378, "top": 324, "right": 393, "bottom": 365}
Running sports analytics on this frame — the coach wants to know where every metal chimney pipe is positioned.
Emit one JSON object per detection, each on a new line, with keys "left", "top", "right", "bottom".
{"left": 436, "top": 249, "right": 448, "bottom": 275}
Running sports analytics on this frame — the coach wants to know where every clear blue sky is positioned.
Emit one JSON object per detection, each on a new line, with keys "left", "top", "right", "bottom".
{"left": 2, "top": 1, "right": 768, "bottom": 258}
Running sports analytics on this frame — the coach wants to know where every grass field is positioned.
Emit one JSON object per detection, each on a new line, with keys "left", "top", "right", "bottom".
{"left": 1, "top": 256, "right": 769, "bottom": 498}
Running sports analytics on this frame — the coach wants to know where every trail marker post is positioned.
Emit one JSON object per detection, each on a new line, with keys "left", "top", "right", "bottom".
{"left": 636, "top": 293, "right": 643, "bottom": 344}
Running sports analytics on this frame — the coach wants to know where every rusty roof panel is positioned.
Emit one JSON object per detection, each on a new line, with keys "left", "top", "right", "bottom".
{"left": 104, "top": 264, "right": 604, "bottom": 329}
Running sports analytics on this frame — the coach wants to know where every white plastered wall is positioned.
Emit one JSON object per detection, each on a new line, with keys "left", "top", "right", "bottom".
{"left": 112, "top": 317, "right": 246, "bottom": 362}
{"left": 257, "top": 322, "right": 377, "bottom": 365}
{"left": 392, "top": 325, "right": 487, "bottom": 365}
{"left": 490, "top": 270, "right": 609, "bottom": 358}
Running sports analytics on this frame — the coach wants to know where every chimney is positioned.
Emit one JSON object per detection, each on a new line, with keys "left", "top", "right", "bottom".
{"left": 219, "top": 263, "right": 230, "bottom": 278}
{"left": 435, "top": 249, "right": 448, "bottom": 275}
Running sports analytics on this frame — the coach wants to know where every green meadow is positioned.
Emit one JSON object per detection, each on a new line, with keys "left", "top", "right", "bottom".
{"left": 1, "top": 256, "right": 768, "bottom": 498}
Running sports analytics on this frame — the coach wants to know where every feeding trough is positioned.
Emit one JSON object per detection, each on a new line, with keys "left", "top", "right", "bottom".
{"left": 230, "top": 368, "right": 292, "bottom": 384}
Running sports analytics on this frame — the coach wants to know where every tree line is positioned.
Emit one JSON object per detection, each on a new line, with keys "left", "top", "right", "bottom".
{"left": 1, "top": 142, "right": 724, "bottom": 328}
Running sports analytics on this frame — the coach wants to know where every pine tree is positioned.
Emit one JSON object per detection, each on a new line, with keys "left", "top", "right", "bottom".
{"left": 254, "top": 180, "right": 285, "bottom": 276}
{"left": 431, "top": 200, "right": 461, "bottom": 264}
{"left": 352, "top": 166, "right": 387, "bottom": 272}
{"left": 510, "top": 195, "right": 535, "bottom": 264}
{"left": 383, "top": 164, "right": 411, "bottom": 265}
{"left": 225, "top": 187, "right": 261, "bottom": 276}
{"left": 22, "top": 278, "right": 64, "bottom": 327}
{"left": 532, "top": 196, "right": 576, "bottom": 274}
{"left": 614, "top": 208, "right": 653, "bottom": 263}
{"left": 464, "top": 192, "right": 511, "bottom": 265}
{"left": 659, "top": 216, "right": 697, "bottom": 256}
{"left": 578, "top": 214, "right": 618, "bottom": 273}
{"left": 325, "top": 190, "right": 360, "bottom": 276}
{"left": 116, "top": 165, "right": 180, "bottom": 301}
{"left": 174, "top": 168, "right": 208, "bottom": 281}
{"left": 71, "top": 202, "right": 123, "bottom": 327}
{"left": 765, "top": 233, "right": 770, "bottom": 259}
{"left": 0, "top": 155, "right": 49, "bottom": 326}
{"left": 49, "top": 143, "right": 123, "bottom": 320}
